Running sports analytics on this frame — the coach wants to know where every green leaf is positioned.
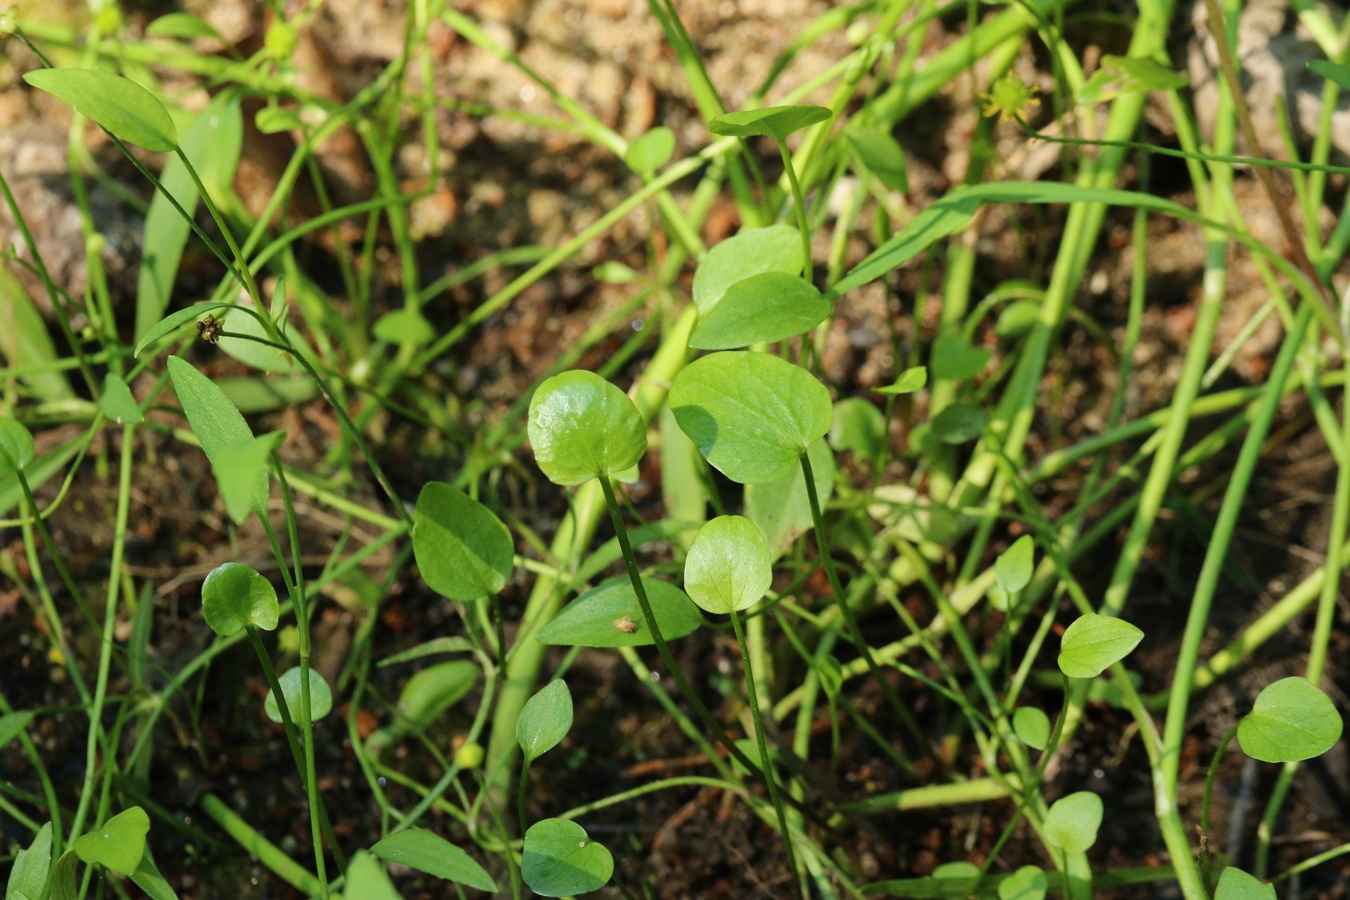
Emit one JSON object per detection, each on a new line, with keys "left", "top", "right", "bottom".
{"left": 689, "top": 272, "right": 832, "bottom": 349}
{"left": 377, "top": 637, "right": 477, "bottom": 667}
{"left": 708, "top": 104, "right": 831, "bottom": 141}
{"left": 995, "top": 535, "right": 1035, "bottom": 594}
{"left": 73, "top": 806, "right": 150, "bottom": 875}
{"left": 996, "top": 299, "right": 1041, "bottom": 337}
{"left": 521, "top": 818, "right": 613, "bottom": 897}
{"left": 817, "top": 655, "right": 844, "bottom": 699}
{"left": 370, "top": 828, "right": 497, "bottom": 892}
{"left": 373, "top": 309, "right": 435, "bottom": 346}
{"left": 931, "top": 403, "right": 985, "bottom": 444}
{"left": 1214, "top": 866, "right": 1276, "bottom": 900}
{"left": 48, "top": 850, "right": 79, "bottom": 900}
{"left": 536, "top": 576, "right": 704, "bottom": 647}
{"left": 746, "top": 437, "right": 834, "bottom": 560}
{"left": 0, "top": 416, "right": 36, "bottom": 478}
{"left": 876, "top": 367, "right": 927, "bottom": 395}
{"left": 1077, "top": 55, "right": 1188, "bottom": 105}
{"left": 593, "top": 261, "right": 640, "bottom": 284}
{"left": 846, "top": 127, "right": 908, "bottom": 193}
{"left": 516, "top": 679, "right": 572, "bottom": 764}
{"left": 396, "top": 661, "right": 479, "bottom": 731}
{"left": 213, "top": 432, "right": 283, "bottom": 525}
{"left": 829, "top": 397, "right": 886, "bottom": 459}
{"left": 684, "top": 516, "right": 773, "bottom": 614}
{"left": 1012, "top": 707, "right": 1051, "bottom": 750}
{"left": 24, "top": 68, "right": 178, "bottom": 152}
{"left": 146, "top": 12, "right": 224, "bottom": 40}
{"left": 255, "top": 105, "right": 304, "bottom": 134}
{"left": 1237, "top": 676, "right": 1344, "bottom": 763}
{"left": 670, "top": 351, "right": 832, "bottom": 484}
{"left": 1043, "top": 791, "right": 1102, "bottom": 854}
{"left": 412, "top": 481, "right": 515, "bottom": 601}
{"left": 135, "top": 93, "right": 242, "bottom": 338}
{"left": 167, "top": 356, "right": 270, "bottom": 517}
{"left": 933, "top": 861, "right": 981, "bottom": 881}
{"left": 129, "top": 852, "right": 179, "bottom": 900}
{"left": 1057, "top": 613, "right": 1144, "bottom": 679}
{"left": 342, "top": 851, "right": 402, "bottom": 900}
{"left": 264, "top": 667, "right": 333, "bottom": 724}
{"left": 624, "top": 126, "right": 675, "bottom": 174}
{"left": 527, "top": 371, "right": 647, "bottom": 486}
{"left": 998, "top": 865, "right": 1048, "bottom": 900}
{"left": 0, "top": 440, "right": 80, "bottom": 520}
{"left": 6, "top": 822, "right": 51, "bottom": 900}
{"left": 0, "top": 262, "right": 72, "bottom": 400}
{"left": 1309, "top": 59, "right": 1350, "bottom": 92}
{"left": 200, "top": 562, "right": 279, "bottom": 636}
{"left": 0, "top": 710, "right": 35, "bottom": 750}
{"left": 99, "top": 373, "right": 143, "bottom": 424}
{"left": 692, "top": 225, "right": 803, "bottom": 313}
{"left": 215, "top": 295, "right": 302, "bottom": 374}
{"left": 134, "top": 302, "right": 234, "bottom": 357}
{"left": 931, "top": 333, "right": 991, "bottom": 381}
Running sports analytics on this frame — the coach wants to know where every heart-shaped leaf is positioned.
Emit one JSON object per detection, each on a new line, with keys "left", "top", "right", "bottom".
{"left": 931, "top": 403, "right": 985, "bottom": 445}
{"left": 536, "top": 576, "right": 704, "bottom": 647}
{"left": 201, "top": 562, "right": 279, "bottom": 636}
{"left": 527, "top": 371, "right": 647, "bottom": 486}
{"left": 1058, "top": 613, "right": 1144, "bottom": 679}
{"left": 99, "top": 374, "right": 144, "bottom": 425}
{"left": 24, "top": 68, "right": 178, "bottom": 152}
{"left": 168, "top": 356, "right": 269, "bottom": 517}
{"left": 264, "top": 667, "right": 333, "bottom": 724}
{"left": 846, "top": 127, "right": 909, "bottom": 193}
{"left": 372, "top": 309, "right": 435, "bottom": 346}
{"left": 746, "top": 437, "right": 834, "bottom": 560}
{"left": 521, "top": 818, "right": 613, "bottom": 897}
{"left": 413, "top": 481, "right": 514, "bottom": 601}
{"left": 670, "top": 351, "right": 832, "bottom": 484}
{"left": 689, "top": 272, "right": 832, "bottom": 349}
{"left": 998, "top": 865, "right": 1047, "bottom": 900}
{"left": 0, "top": 417, "right": 35, "bottom": 479}
{"left": 932, "top": 333, "right": 992, "bottom": 381}
{"left": 995, "top": 535, "right": 1035, "bottom": 594}
{"left": 342, "top": 851, "right": 401, "bottom": 900}
{"left": 624, "top": 126, "right": 675, "bottom": 174}
{"left": 6, "top": 822, "right": 51, "bottom": 900}
{"left": 708, "top": 104, "right": 831, "bottom": 141}
{"left": 517, "top": 679, "right": 572, "bottom": 764}
{"left": 1012, "top": 707, "right": 1051, "bottom": 750}
{"left": 684, "top": 516, "right": 773, "bottom": 614}
{"left": 692, "top": 225, "right": 803, "bottom": 313}
{"left": 1214, "top": 866, "right": 1276, "bottom": 900}
{"left": 876, "top": 367, "right": 927, "bottom": 395}
{"left": 73, "top": 807, "right": 150, "bottom": 875}
{"left": 1237, "top": 676, "right": 1343, "bottom": 763}
{"left": 829, "top": 397, "right": 886, "bottom": 459}
{"left": 1044, "top": 791, "right": 1102, "bottom": 854}
{"left": 213, "top": 432, "right": 284, "bottom": 525}
{"left": 370, "top": 828, "right": 497, "bottom": 892}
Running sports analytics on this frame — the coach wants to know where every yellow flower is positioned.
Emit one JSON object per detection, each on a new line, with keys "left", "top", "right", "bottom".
{"left": 980, "top": 74, "right": 1040, "bottom": 125}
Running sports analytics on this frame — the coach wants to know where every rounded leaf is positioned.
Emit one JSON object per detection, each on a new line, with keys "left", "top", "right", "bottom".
{"left": 829, "top": 397, "right": 886, "bottom": 459}
{"left": 1237, "top": 677, "right": 1343, "bottom": 763}
{"left": 684, "top": 516, "right": 773, "bottom": 614}
{"left": 516, "top": 679, "right": 572, "bottom": 764}
{"left": 669, "top": 351, "right": 832, "bottom": 484}
{"left": 521, "top": 818, "right": 613, "bottom": 897}
{"left": 373, "top": 309, "right": 435, "bottom": 346}
{"left": 998, "top": 865, "right": 1048, "bottom": 900}
{"left": 995, "top": 535, "right": 1035, "bottom": 594}
{"left": 0, "top": 416, "right": 35, "bottom": 478}
{"left": 99, "top": 373, "right": 143, "bottom": 425}
{"left": 370, "top": 828, "right": 497, "bottom": 892}
{"left": 264, "top": 667, "right": 333, "bottom": 724}
{"left": 24, "top": 68, "right": 178, "bottom": 152}
{"left": 536, "top": 576, "right": 704, "bottom": 647}
{"left": 931, "top": 403, "right": 985, "bottom": 444}
{"left": 73, "top": 807, "right": 149, "bottom": 875}
{"left": 708, "top": 104, "right": 831, "bottom": 141}
{"left": 528, "top": 371, "right": 647, "bottom": 486}
{"left": 1012, "top": 707, "right": 1051, "bottom": 750}
{"left": 1044, "top": 791, "right": 1103, "bottom": 854}
{"left": 876, "top": 366, "right": 927, "bottom": 395}
{"left": 413, "top": 481, "right": 514, "bottom": 601}
{"left": 1214, "top": 866, "right": 1276, "bottom": 900}
{"left": 931, "top": 333, "right": 992, "bottom": 381}
{"left": 624, "top": 126, "right": 675, "bottom": 173}
{"left": 1058, "top": 612, "right": 1144, "bottom": 679}
{"left": 201, "top": 562, "right": 279, "bottom": 636}
{"left": 690, "top": 272, "right": 832, "bottom": 350}
{"left": 692, "top": 225, "right": 803, "bottom": 313}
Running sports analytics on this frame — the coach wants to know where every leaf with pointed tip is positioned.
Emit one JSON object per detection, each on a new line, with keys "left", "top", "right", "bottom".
{"left": 931, "top": 403, "right": 985, "bottom": 444}
{"left": 521, "top": 819, "right": 613, "bottom": 897}
{"left": 995, "top": 535, "right": 1035, "bottom": 594}
{"left": 998, "top": 865, "right": 1047, "bottom": 900}
{"left": 134, "top": 302, "right": 235, "bottom": 357}
{"left": 264, "top": 667, "right": 333, "bottom": 723}
{"left": 708, "top": 105, "right": 831, "bottom": 141}
{"left": 1012, "top": 707, "right": 1050, "bottom": 750}
{"left": 100, "top": 373, "right": 143, "bottom": 424}
{"left": 413, "top": 481, "right": 514, "bottom": 601}
{"left": 1214, "top": 867, "right": 1276, "bottom": 900}
{"left": 371, "top": 828, "right": 497, "bottom": 892}
{"left": 200, "top": 562, "right": 279, "bottom": 636}
{"left": 6, "top": 822, "right": 51, "bottom": 900}
{"left": 167, "top": 356, "right": 269, "bottom": 518}
{"left": 343, "top": 852, "right": 402, "bottom": 900}
{"left": 1044, "top": 791, "right": 1102, "bottom": 854}
{"left": 517, "top": 680, "right": 572, "bottom": 764}
{"left": 213, "top": 432, "right": 283, "bottom": 525}
{"left": 684, "top": 516, "right": 773, "bottom": 614}
{"left": 528, "top": 371, "right": 647, "bottom": 486}
{"left": 931, "top": 333, "right": 991, "bottom": 381}
{"left": 1058, "top": 613, "right": 1144, "bottom": 679}
{"left": 0, "top": 416, "right": 36, "bottom": 478}
{"left": 1310, "top": 59, "right": 1350, "bottom": 92}
{"left": 624, "top": 126, "right": 675, "bottom": 174}
{"left": 24, "top": 69, "right": 178, "bottom": 152}
{"left": 1077, "top": 55, "right": 1188, "bottom": 104}
{"left": 73, "top": 807, "right": 150, "bottom": 875}
{"left": 690, "top": 272, "right": 832, "bottom": 349}
{"left": 536, "top": 576, "right": 704, "bottom": 647}
{"left": 0, "top": 710, "right": 35, "bottom": 749}
{"left": 846, "top": 127, "right": 908, "bottom": 193}
{"left": 876, "top": 367, "right": 927, "bottom": 395}
{"left": 1237, "top": 677, "right": 1343, "bottom": 763}
{"left": 146, "top": 12, "right": 224, "bottom": 40}
{"left": 692, "top": 225, "right": 803, "bottom": 313}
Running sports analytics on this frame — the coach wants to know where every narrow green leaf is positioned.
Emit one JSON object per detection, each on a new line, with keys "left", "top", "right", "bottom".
{"left": 998, "top": 865, "right": 1048, "bottom": 900}
{"left": 995, "top": 535, "right": 1035, "bottom": 594}
{"left": 1214, "top": 866, "right": 1276, "bottom": 900}
{"left": 996, "top": 299, "right": 1041, "bottom": 337}
{"left": 521, "top": 818, "right": 613, "bottom": 897}
{"left": 73, "top": 807, "right": 150, "bottom": 875}
{"left": 99, "top": 373, "right": 144, "bottom": 424}
{"left": 377, "top": 637, "right": 477, "bottom": 667}
{"left": 1058, "top": 613, "right": 1144, "bottom": 679}
{"left": 167, "top": 356, "right": 269, "bottom": 517}
{"left": 200, "top": 562, "right": 279, "bottom": 636}
{"left": 24, "top": 68, "right": 178, "bottom": 152}
{"left": 129, "top": 853, "right": 179, "bottom": 900}
{"left": 396, "top": 661, "right": 479, "bottom": 731}
{"left": 342, "top": 852, "right": 401, "bottom": 900}
{"left": 146, "top": 12, "right": 224, "bottom": 40}
{"left": 264, "top": 667, "right": 333, "bottom": 723}
{"left": 670, "top": 351, "right": 832, "bottom": 484}
{"left": 527, "top": 371, "right": 647, "bottom": 486}
{"left": 1077, "top": 55, "right": 1188, "bottom": 104}
{"left": 1012, "top": 707, "right": 1051, "bottom": 750}
{"left": 0, "top": 710, "right": 35, "bottom": 749}
{"left": 0, "top": 416, "right": 36, "bottom": 478}
{"left": 746, "top": 437, "right": 834, "bottom": 560}
{"left": 213, "top": 432, "right": 283, "bottom": 525}
{"left": 255, "top": 106, "right": 304, "bottom": 134}
{"left": 134, "top": 302, "right": 234, "bottom": 357}
{"left": 1237, "top": 676, "right": 1344, "bottom": 763}
{"left": 0, "top": 262, "right": 73, "bottom": 400}
{"left": 692, "top": 225, "right": 802, "bottom": 313}
{"left": 1309, "top": 59, "right": 1350, "bottom": 92}
{"left": 6, "top": 822, "right": 51, "bottom": 900}
{"left": 931, "top": 403, "right": 985, "bottom": 444}
{"left": 684, "top": 516, "right": 773, "bottom": 614}
{"left": 516, "top": 680, "right": 572, "bottom": 764}
{"left": 1044, "top": 791, "right": 1102, "bottom": 854}
{"left": 846, "top": 127, "right": 908, "bottom": 193}
{"left": 593, "top": 261, "right": 640, "bottom": 284}
{"left": 370, "top": 828, "right": 497, "bottom": 892}
{"left": 624, "top": 126, "right": 675, "bottom": 174}
{"left": 412, "top": 481, "right": 514, "bottom": 601}
{"left": 690, "top": 271, "right": 832, "bottom": 349}
{"left": 536, "top": 576, "right": 704, "bottom": 647}
{"left": 708, "top": 104, "right": 831, "bottom": 141}
{"left": 876, "top": 367, "right": 927, "bottom": 395}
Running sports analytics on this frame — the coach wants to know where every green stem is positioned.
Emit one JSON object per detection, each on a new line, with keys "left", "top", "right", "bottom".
{"left": 1199, "top": 725, "right": 1237, "bottom": 893}
{"left": 198, "top": 793, "right": 322, "bottom": 895}
{"left": 778, "top": 142, "right": 813, "bottom": 285}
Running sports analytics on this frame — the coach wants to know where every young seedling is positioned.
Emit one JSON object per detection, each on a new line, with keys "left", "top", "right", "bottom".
{"left": 997, "top": 864, "right": 1048, "bottom": 900}
{"left": 515, "top": 679, "right": 574, "bottom": 831}
{"left": 1212, "top": 866, "right": 1276, "bottom": 900}
{"left": 1056, "top": 612, "right": 1145, "bottom": 679}
{"left": 369, "top": 827, "right": 498, "bottom": 893}
{"left": 1043, "top": 790, "right": 1102, "bottom": 900}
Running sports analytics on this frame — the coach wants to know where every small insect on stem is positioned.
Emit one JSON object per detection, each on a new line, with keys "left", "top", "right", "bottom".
{"left": 196, "top": 314, "right": 223, "bottom": 344}
{"left": 613, "top": 615, "right": 637, "bottom": 633}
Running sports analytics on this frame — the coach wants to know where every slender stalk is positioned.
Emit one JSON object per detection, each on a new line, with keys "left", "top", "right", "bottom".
{"left": 778, "top": 142, "right": 813, "bottom": 285}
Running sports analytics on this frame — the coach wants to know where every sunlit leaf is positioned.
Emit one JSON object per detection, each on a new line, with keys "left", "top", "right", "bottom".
{"left": 708, "top": 104, "right": 831, "bottom": 141}
{"left": 200, "top": 562, "right": 279, "bottom": 636}
{"left": 692, "top": 225, "right": 802, "bottom": 313}
{"left": 846, "top": 127, "right": 908, "bottom": 193}
{"left": 521, "top": 818, "right": 613, "bottom": 897}
{"left": 413, "top": 481, "right": 514, "bottom": 601}
{"left": 1237, "top": 677, "right": 1344, "bottom": 763}
{"left": 73, "top": 807, "right": 150, "bottom": 876}
{"left": 690, "top": 272, "right": 832, "bottom": 349}
{"left": 1058, "top": 613, "right": 1144, "bottom": 679}
{"left": 684, "top": 516, "right": 773, "bottom": 614}
{"left": 1044, "top": 791, "right": 1102, "bottom": 854}
{"left": 24, "top": 68, "right": 178, "bottom": 151}
{"left": 536, "top": 576, "right": 704, "bottom": 647}
{"left": 370, "top": 828, "right": 497, "bottom": 892}
{"left": 527, "top": 371, "right": 647, "bottom": 486}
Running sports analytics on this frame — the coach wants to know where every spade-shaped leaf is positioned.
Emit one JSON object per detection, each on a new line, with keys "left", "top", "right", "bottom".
{"left": 73, "top": 807, "right": 150, "bottom": 876}
{"left": 876, "top": 367, "right": 927, "bottom": 395}
{"left": 213, "top": 432, "right": 284, "bottom": 525}
{"left": 846, "top": 127, "right": 909, "bottom": 193}
{"left": 370, "top": 828, "right": 497, "bottom": 892}
{"left": 829, "top": 397, "right": 886, "bottom": 459}
{"left": 168, "top": 356, "right": 269, "bottom": 516}
{"left": 746, "top": 437, "right": 834, "bottom": 559}
{"left": 1044, "top": 791, "right": 1102, "bottom": 854}
{"left": 1012, "top": 707, "right": 1051, "bottom": 750}
{"left": 692, "top": 225, "right": 803, "bottom": 313}
{"left": 1058, "top": 613, "right": 1144, "bottom": 679}
{"left": 264, "top": 667, "right": 333, "bottom": 723}
{"left": 669, "top": 351, "right": 832, "bottom": 484}
{"left": 690, "top": 272, "right": 832, "bottom": 349}
{"left": 0, "top": 416, "right": 36, "bottom": 478}
{"left": 536, "top": 576, "right": 704, "bottom": 647}
{"left": 99, "top": 373, "right": 144, "bottom": 424}
{"left": 708, "top": 105, "right": 831, "bottom": 141}
{"left": 931, "top": 333, "right": 991, "bottom": 381}
{"left": 684, "top": 516, "right": 773, "bottom": 614}
{"left": 625, "top": 126, "right": 675, "bottom": 174}
{"left": 528, "top": 371, "right": 647, "bottom": 486}
{"left": 201, "top": 562, "right": 279, "bottom": 636}
{"left": 521, "top": 818, "right": 613, "bottom": 897}
{"left": 516, "top": 679, "right": 572, "bottom": 764}
{"left": 342, "top": 851, "right": 402, "bottom": 900}
{"left": 995, "top": 535, "right": 1035, "bottom": 594}
{"left": 1236, "top": 676, "right": 1343, "bottom": 763}
{"left": 7, "top": 822, "right": 51, "bottom": 900}
{"left": 998, "top": 865, "right": 1048, "bottom": 900}
{"left": 931, "top": 403, "right": 985, "bottom": 444}
{"left": 1214, "top": 867, "right": 1276, "bottom": 900}
{"left": 413, "top": 481, "right": 514, "bottom": 601}
{"left": 24, "top": 68, "right": 178, "bottom": 152}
